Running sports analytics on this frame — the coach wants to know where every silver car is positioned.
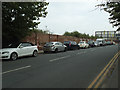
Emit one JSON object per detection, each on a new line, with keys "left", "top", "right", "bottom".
{"left": 43, "top": 42, "right": 67, "bottom": 53}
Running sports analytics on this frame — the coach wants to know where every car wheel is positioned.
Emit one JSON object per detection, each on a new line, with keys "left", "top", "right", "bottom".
{"left": 44, "top": 51, "right": 48, "bottom": 53}
{"left": 10, "top": 52, "right": 18, "bottom": 61}
{"left": 55, "top": 48, "right": 58, "bottom": 53}
{"left": 33, "top": 50, "right": 38, "bottom": 57}
{"left": 64, "top": 47, "right": 67, "bottom": 52}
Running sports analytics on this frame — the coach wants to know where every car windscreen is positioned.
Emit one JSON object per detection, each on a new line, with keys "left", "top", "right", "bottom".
{"left": 107, "top": 41, "right": 111, "bottom": 43}
{"left": 95, "top": 41, "right": 98, "bottom": 43}
{"left": 97, "top": 40, "right": 102, "bottom": 43}
{"left": 80, "top": 42, "right": 84, "bottom": 44}
{"left": 45, "top": 42, "right": 54, "bottom": 46}
{"left": 88, "top": 41, "right": 92, "bottom": 43}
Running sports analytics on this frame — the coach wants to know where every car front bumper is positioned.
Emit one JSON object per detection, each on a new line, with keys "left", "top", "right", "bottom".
{"left": 0, "top": 53, "right": 10, "bottom": 59}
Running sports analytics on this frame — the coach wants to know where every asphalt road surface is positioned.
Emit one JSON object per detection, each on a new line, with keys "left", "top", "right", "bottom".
{"left": 2, "top": 45, "right": 118, "bottom": 88}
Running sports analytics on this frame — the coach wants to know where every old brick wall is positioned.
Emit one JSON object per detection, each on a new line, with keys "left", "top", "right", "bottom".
{"left": 22, "top": 32, "right": 91, "bottom": 50}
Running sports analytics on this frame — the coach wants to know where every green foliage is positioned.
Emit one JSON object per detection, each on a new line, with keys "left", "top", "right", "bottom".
{"left": 63, "top": 31, "right": 96, "bottom": 39}
{"left": 2, "top": 2, "right": 49, "bottom": 45}
{"left": 71, "top": 31, "right": 80, "bottom": 38}
{"left": 63, "top": 31, "right": 71, "bottom": 36}
{"left": 33, "top": 29, "right": 49, "bottom": 34}
{"left": 97, "top": 2, "right": 120, "bottom": 31}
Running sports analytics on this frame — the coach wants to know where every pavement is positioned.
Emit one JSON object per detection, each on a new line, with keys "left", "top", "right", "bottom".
{"left": 2, "top": 45, "right": 119, "bottom": 88}
{"left": 38, "top": 50, "right": 44, "bottom": 54}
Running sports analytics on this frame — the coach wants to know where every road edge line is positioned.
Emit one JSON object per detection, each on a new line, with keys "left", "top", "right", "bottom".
{"left": 87, "top": 51, "right": 120, "bottom": 88}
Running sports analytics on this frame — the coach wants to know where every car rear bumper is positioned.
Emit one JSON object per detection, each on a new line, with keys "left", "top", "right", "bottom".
{"left": 43, "top": 47, "right": 55, "bottom": 52}
{"left": 80, "top": 45, "right": 85, "bottom": 48}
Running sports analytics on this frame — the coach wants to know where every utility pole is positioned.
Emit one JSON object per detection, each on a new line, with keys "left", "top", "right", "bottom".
{"left": 33, "top": 27, "right": 37, "bottom": 45}
{"left": 57, "top": 35, "right": 59, "bottom": 42}
{"left": 45, "top": 26, "right": 50, "bottom": 42}
{"left": 49, "top": 31, "right": 50, "bottom": 42}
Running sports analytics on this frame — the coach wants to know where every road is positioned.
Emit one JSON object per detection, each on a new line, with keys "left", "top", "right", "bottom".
{"left": 2, "top": 45, "right": 118, "bottom": 88}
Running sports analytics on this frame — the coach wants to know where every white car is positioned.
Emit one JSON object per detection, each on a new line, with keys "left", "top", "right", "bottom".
{"left": 94, "top": 41, "right": 100, "bottom": 47}
{"left": 78, "top": 41, "right": 89, "bottom": 49}
{"left": 96, "top": 38, "right": 106, "bottom": 46}
{"left": 0, "top": 42, "right": 38, "bottom": 60}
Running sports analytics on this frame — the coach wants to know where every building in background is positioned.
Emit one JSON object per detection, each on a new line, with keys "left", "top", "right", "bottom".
{"left": 95, "top": 31, "right": 116, "bottom": 41}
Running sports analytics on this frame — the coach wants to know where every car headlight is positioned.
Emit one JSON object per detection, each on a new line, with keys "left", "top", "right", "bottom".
{"left": 2, "top": 51, "right": 9, "bottom": 54}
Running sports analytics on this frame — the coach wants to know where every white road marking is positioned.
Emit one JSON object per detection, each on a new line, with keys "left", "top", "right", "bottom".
{"left": 49, "top": 55, "right": 70, "bottom": 62}
{"left": 91, "top": 49, "right": 96, "bottom": 52}
{"left": 1, "top": 65, "right": 31, "bottom": 75}
{"left": 77, "top": 52, "right": 86, "bottom": 55}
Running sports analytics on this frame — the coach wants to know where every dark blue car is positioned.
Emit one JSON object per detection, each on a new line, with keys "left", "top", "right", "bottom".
{"left": 63, "top": 41, "right": 80, "bottom": 50}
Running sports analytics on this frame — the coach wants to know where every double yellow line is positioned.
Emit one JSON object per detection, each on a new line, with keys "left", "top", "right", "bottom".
{"left": 88, "top": 50, "right": 120, "bottom": 88}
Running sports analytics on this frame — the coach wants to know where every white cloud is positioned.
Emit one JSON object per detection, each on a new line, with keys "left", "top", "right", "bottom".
{"left": 38, "top": 1, "right": 117, "bottom": 35}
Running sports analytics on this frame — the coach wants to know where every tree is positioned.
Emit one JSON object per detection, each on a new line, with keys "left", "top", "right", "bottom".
{"left": 2, "top": 2, "right": 49, "bottom": 45}
{"left": 63, "top": 31, "right": 96, "bottom": 39}
{"left": 71, "top": 31, "right": 80, "bottom": 38}
{"left": 33, "top": 29, "right": 48, "bottom": 34}
{"left": 63, "top": 31, "right": 71, "bottom": 36}
{"left": 97, "top": 1, "right": 120, "bottom": 31}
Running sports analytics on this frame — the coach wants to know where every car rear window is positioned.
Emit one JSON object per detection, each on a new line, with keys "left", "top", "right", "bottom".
{"left": 80, "top": 42, "right": 84, "bottom": 43}
{"left": 64, "top": 41, "right": 70, "bottom": 44}
{"left": 45, "top": 42, "right": 54, "bottom": 46}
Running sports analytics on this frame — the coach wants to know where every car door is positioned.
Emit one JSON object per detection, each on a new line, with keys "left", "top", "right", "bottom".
{"left": 54, "top": 43, "right": 60, "bottom": 51}
{"left": 25, "top": 43, "right": 34, "bottom": 55}
{"left": 84, "top": 42, "right": 87, "bottom": 47}
{"left": 59, "top": 42, "right": 64, "bottom": 51}
{"left": 73, "top": 41, "right": 77, "bottom": 49}
{"left": 17, "top": 43, "right": 28, "bottom": 56}
{"left": 70, "top": 41, "right": 74, "bottom": 49}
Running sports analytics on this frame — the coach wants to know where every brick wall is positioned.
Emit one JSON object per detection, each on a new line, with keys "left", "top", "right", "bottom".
{"left": 22, "top": 32, "right": 91, "bottom": 50}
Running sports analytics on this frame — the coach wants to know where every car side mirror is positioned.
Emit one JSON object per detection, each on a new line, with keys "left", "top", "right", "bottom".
{"left": 19, "top": 46, "right": 24, "bottom": 48}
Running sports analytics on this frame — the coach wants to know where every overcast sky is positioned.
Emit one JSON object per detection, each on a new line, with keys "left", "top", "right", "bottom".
{"left": 37, "top": 0, "right": 117, "bottom": 36}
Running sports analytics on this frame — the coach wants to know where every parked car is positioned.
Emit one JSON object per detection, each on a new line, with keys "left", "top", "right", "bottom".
{"left": 43, "top": 42, "right": 67, "bottom": 53}
{"left": 106, "top": 41, "right": 113, "bottom": 45}
{"left": 78, "top": 41, "right": 89, "bottom": 49}
{"left": 96, "top": 38, "right": 106, "bottom": 46}
{"left": 94, "top": 41, "right": 100, "bottom": 47}
{"left": 104, "top": 41, "right": 107, "bottom": 46}
{"left": 0, "top": 42, "right": 38, "bottom": 60}
{"left": 88, "top": 40, "right": 95, "bottom": 47}
{"left": 63, "top": 41, "right": 80, "bottom": 50}
{"left": 113, "top": 41, "right": 116, "bottom": 45}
